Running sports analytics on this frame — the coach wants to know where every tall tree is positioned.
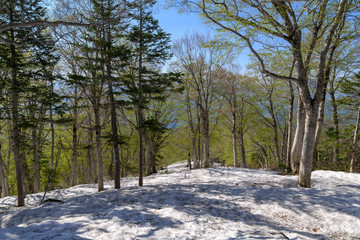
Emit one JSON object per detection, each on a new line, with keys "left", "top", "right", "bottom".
{"left": 0, "top": 0, "right": 59, "bottom": 206}
{"left": 340, "top": 73, "right": 360, "bottom": 172}
{"left": 71, "top": 26, "right": 107, "bottom": 192}
{"left": 125, "top": 0, "right": 178, "bottom": 185}
{"left": 172, "top": 32, "right": 231, "bottom": 168}
{"left": 218, "top": 68, "right": 250, "bottom": 168}
{"left": 89, "top": 0, "right": 129, "bottom": 189}
{"left": 171, "top": 0, "right": 356, "bottom": 187}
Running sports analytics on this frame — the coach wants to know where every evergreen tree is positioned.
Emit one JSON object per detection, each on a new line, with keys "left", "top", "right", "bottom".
{"left": 124, "top": 0, "right": 181, "bottom": 185}
{"left": 0, "top": 0, "right": 59, "bottom": 206}
{"left": 69, "top": 0, "right": 129, "bottom": 191}
{"left": 92, "top": 0, "right": 129, "bottom": 189}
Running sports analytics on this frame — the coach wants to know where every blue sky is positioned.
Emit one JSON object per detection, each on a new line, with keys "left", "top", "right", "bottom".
{"left": 153, "top": 0, "right": 209, "bottom": 41}
{"left": 153, "top": 0, "right": 250, "bottom": 69}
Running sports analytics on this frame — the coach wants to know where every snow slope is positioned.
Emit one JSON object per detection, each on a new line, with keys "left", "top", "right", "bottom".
{"left": 0, "top": 162, "right": 359, "bottom": 240}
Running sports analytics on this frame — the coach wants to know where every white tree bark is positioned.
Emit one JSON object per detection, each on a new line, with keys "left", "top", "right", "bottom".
{"left": 350, "top": 106, "right": 360, "bottom": 173}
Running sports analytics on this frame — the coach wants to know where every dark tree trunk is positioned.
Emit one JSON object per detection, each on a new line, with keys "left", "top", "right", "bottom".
{"left": 137, "top": 107, "right": 144, "bottom": 186}
{"left": 150, "top": 137, "right": 157, "bottom": 173}
{"left": 329, "top": 82, "right": 340, "bottom": 164}
{"left": 32, "top": 105, "right": 45, "bottom": 193}
{"left": 0, "top": 143, "right": 9, "bottom": 197}
{"left": 238, "top": 126, "right": 246, "bottom": 168}
{"left": 10, "top": 18, "right": 24, "bottom": 206}
{"left": 200, "top": 110, "right": 211, "bottom": 168}
{"left": 106, "top": 46, "right": 121, "bottom": 189}
{"left": 49, "top": 81, "right": 55, "bottom": 172}
{"left": 144, "top": 133, "right": 152, "bottom": 176}
{"left": 232, "top": 111, "right": 239, "bottom": 167}
{"left": 86, "top": 121, "right": 94, "bottom": 183}
{"left": 94, "top": 101, "right": 104, "bottom": 192}
{"left": 32, "top": 128, "right": 40, "bottom": 193}
{"left": 71, "top": 116, "right": 78, "bottom": 186}
{"left": 137, "top": 0, "right": 144, "bottom": 187}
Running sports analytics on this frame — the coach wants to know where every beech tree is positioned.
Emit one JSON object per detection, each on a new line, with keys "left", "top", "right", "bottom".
{"left": 172, "top": 32, "right": 231, "bottom": 168}
{"left": 340, "top": 73, "right": 360, "bottom": 172}
{"left": 218, "top": 68, "right": 250, "bottom": 168}
{"left": 171, "top": 0, "right": 357, "bottom": 187}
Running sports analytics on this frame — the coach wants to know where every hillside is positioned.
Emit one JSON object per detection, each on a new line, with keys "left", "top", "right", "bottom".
{"left": 0, "top": 162, "right": 359, "bottom": 240}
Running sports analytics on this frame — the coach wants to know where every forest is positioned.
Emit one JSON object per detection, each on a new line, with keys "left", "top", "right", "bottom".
{"left": 0, "top": 0, "right": 359, "bottom": 208}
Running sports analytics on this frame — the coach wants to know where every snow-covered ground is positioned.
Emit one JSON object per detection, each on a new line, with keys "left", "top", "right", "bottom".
{"left": 0, "top": 162, "right": 359, "bottom": 240}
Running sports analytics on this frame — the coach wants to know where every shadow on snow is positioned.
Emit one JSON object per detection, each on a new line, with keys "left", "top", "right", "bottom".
{"left": 1, "top": 167, "right": 359, "bottom": 239}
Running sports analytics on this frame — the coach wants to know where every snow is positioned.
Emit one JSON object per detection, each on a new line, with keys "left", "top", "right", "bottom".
{"left": 0, "top": 162, "right": 359, "bottom": 240}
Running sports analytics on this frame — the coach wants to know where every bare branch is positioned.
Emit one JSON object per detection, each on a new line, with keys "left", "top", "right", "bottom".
{"left": 199, "top": 3, "right": 298, "bottom": 83}
{"left": 0, "top": 17, "right": 121, "bottom": 45}
{"left": 314, "top": 0, "right": 348, "bottom": 102}
{"left": 0, "top": 20, "right": 91, "bottom": 33}
{"left": 304, "top": 0, "right": 329, "bottom": 71}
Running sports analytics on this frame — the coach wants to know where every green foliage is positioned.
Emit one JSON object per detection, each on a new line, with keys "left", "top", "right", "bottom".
{"left": 41, "top": 167, "right": 62, "bottom": 189}
{"left": 339, "top": 73, "right": 360, "bottom": 110}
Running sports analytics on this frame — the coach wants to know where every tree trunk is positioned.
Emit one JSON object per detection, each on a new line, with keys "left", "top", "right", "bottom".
{"left": 86, "top": 147, "right": 91, "bottom": 183}
{"left": 350, "top": 106, "right": 360, "bottom": 173}
{"left": 200, "top": 110, "right": 211, "bottom": 168}
{"left": 150, "top": 137, "right": 157, "bottom": 173}
{"left": 86, "top": 120, "right": 94, "bottom": 183}
{"left": 232, "top": 111, "right": 239, "bottom": 167}
{"left": 32, "top": 105, "right": 45, "bottom": 193}
{"left": 105, "top": 29, "right": 121, "bottom": 188}
{"left": 286, "top": 82, "right": 294, "bottom": 173}
{"left": 238, "top": 126, "right": 246, "bottom": 168}
{"left": 71, "top": 117, "right": 78, "bottom": 186}
{"left": 71, "top": 82, "right": 78, "bottom": 186}
{"left": 94, "top": 102, "right": 104, "bottom": 192}
{"left": 290, "top": 96, "right": 305, "bottom": 174}
{"left": 144, "top": 133, "right": 152, "bottom": 176}
{"left": 21, "top": 151, "right": 30, "bottom": 196}
{"left": 120, "top": 143, "right": 125, "bottom": 178}
{"left": 137, "top": 0, "right": 144, "bottom": 187}
{"left": 49, "top": 81, "right": 55, "bottom": 171}
{"left": 10, "top": 21, "right": 24, "bottom": 206}
{"left": 2, "top": 139, "right": 11, "bottom": 197}
{"left": 32, "top": 128, "right": 40, "bottom": 193}
{"left": 298, "top": 104, "right": 318, "bottom": 188}
{"left": 269, "top": 97, "right": 282, "bottom": 166}
{"left": 273, "top": 124, "right": 281, "bottom": 166}
{"left": 197, "top": 108, "right": 202, "bottom": 167}
{"left": 192, "top": 137, "right": 199, "bottom": 169}
{"left": 137, "top": 108, "right": 144, "bottom": 186}
{"left": 313, "top": 80, "right": 328, "bottom": 162}
{"left": 0, "top": 143, "right": 9, "bottom": 197}
{"left": 329, "top": 82, "right": 340, "bottom": 164}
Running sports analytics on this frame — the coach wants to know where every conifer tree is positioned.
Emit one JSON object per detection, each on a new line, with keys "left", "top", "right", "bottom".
{"left": 69, "top": 0, "right": 129, "bottom": 191}
{"left": 125, "top": 0, "right": 181, "bottom": 185}
{"left": 92, "top": 0, "right": 129, "bottom": 189}
{"left": 0, "top": 0, "right": 58, "bottom": 206}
